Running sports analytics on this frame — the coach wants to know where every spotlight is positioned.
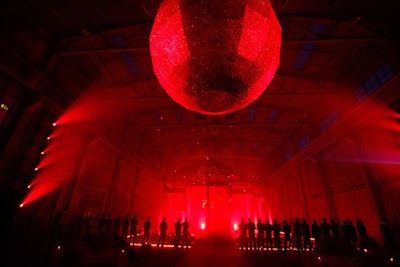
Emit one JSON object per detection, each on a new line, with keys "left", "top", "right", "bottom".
{"left": 19, "top": 203, "right": 24, "bottom": 208}
{"left": 52, "top": 122, "right": 57, "bottom": 127}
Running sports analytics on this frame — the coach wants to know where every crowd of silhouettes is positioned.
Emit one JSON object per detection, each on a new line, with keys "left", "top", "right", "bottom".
{"left": 84, "top": 213, "right": 191, "bottom": 248}
{"left": 237, "top": 216, "right": 394, "bottom": 252}
{"left": 52, "top": 211, "right": 395, "bottom": 253}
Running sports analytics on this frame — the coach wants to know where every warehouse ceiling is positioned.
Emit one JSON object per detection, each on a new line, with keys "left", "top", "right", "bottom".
{"left": 1, "top": 0, "right": 400, "bottom": 187}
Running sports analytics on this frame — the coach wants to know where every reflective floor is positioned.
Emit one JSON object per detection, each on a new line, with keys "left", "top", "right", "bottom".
{"left": 4, "top": 231, "right": 399, "bottom": 267}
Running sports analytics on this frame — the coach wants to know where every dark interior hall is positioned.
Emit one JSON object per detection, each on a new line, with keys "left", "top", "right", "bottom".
{"left": 1, "top": 0, "right": 400, "bottom": 266}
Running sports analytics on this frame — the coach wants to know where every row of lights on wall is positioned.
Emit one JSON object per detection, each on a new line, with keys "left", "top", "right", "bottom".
{"left": 1, "top": 103, "right": 9, "bottom": 110}
{"left": 20, "top": 121, "right": 58, "bottom": 208}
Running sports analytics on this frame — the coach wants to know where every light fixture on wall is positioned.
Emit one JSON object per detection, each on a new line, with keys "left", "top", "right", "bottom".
{"left": 150, "top": 0, "right": 281, "bottom": 115}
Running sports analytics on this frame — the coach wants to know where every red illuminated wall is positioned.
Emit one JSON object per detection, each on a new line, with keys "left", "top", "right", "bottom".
{"left": 158, "top": 185, "right": 272, "bottom": 236}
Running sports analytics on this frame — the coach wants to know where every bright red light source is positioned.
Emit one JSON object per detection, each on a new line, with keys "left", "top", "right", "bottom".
{"left": 150, "top": 0, "right": 281, "bottom": 115}
{"left": 233, "top": 223, "right": 238, "bottom": 231}
{"left": 201, "top": 222, "right": 206, "bottom": 230}
{"left": 19, "top": 203, "right": 24, "bottom": 208}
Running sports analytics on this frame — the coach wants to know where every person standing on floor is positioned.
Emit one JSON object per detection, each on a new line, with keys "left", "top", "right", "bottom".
{"left": 182, "top": 218, "right": 190, "bottom": 249}
{"left": 157, "top": 217, "right": 168, "bottom": 248}
{"left": 142, "top": 216, "right": 151, "bottom": 246}
{"left": 257, "top": 218, "right": 265, "bottom": 250}
{"left": 174, "top": 217, "right": 182, "bottom": 249}
{"left": 282, "top": 219, "right": 291, "bottom": 251}
{"left": 239, "top": 218, "right": 248, "bottom": 250}
{"left": 130, "top": 214, "right": 138, "bottom": 243}
{"left": 247, "top": 218, "right": 256, "bottom": 250}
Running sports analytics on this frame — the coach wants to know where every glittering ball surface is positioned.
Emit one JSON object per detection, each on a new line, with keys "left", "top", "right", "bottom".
{"left": 150, "top": 0, "right": 281, "bottom": 115}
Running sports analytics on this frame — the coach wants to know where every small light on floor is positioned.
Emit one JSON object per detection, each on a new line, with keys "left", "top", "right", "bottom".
{"left": 390, "top": 257, "right": 394, "bottom": 263}
{"left": 57, "top": 245, "right": 61, "bottom": 250}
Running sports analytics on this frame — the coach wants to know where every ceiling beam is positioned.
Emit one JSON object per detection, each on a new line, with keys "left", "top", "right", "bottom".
{"left": 58, "top": 35, "right": 388, "bottom": 56}
{"left": 128, "top": 122, "right": 303, "bottom": 128}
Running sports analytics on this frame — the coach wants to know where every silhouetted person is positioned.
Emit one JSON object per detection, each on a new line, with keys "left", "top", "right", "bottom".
{"left": 311, "top": 220, "right": 322, "bottom": 248}
{"left": 265, "top": 219, "right": 273, "bottom": 250}
{"left": 54, "top": 209, "right": 69, "bottom": 242}
{"left": 122, "top": 214, "right": 130, "bottom": 239}
{"left": 157, "top": 217, "right": 168, "bottom": 248}
{"left": 239, "top": 218, "right": 248, "bottom": 250}
{"left": 356, "top": 219, "right": 368, "bottom": 239}
{"left": 293, "top": 217, "right": 302, "bottom": 251}
{"left": 321, "top": 218, "right": 331, "bottom": 238}
{"left": 84, "top": 212, "right": 95, "bottom": 237}
{"left": 348, "top": 220, "right": 358, "bottom": 247}
{"left": 106, "top": 214, "right": 113, "bottom": 233}
{"left": 247, "top": 218, "right": 256, "bottom": 250}
{"left": 174, "top": 217, "right": 182, "bottom": 249}
{"left": 273, "top": 219, "right": 282, "bottom": 251}
{"left": 257, "top": 218, "right": 265, "bottom": 250}
{"left": 301, "top": 218, "right": 311, "bottom": 251}
{"left": 380, "top": 220, "right": 394, "bottom": 249}
{"left": 130, "top": 214, "right": 138, "bottom": 243}
{"left": 74, "top": 213, "right": 85, "bottom": 237}
{"left": 342, "top": 219, "right": 350, "bottom": 240}
{"left": 113, "top": 214, "right": 121, "bottom": 234}
{"left": 98, "top": 213, "right": 106, "bottom": 233}
{"left": 282, "top": 219, "right": 291, "bottom": 251}
{"left": 142, "top": 216, "right": 151, "bottom": 246}
{"left": 182, "top": 218, "right": 190, "bottom": 249}
{"left": 330, "top": 219, "right": 340, "bottom": 238}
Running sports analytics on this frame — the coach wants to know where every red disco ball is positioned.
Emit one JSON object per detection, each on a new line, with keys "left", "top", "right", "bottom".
{"left": 150, "top": 0, "right": 281, "bottom": 115}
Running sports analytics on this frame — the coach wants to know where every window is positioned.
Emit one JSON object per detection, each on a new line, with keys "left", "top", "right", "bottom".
{"left": 293, "top": 24, "right": 326, "bottom": 70}
{"left": 266, "top": 109, "right": 279, "bottom": 123}
{"left": 299, "top": 135, "right": 311, "bottom": 150}
{"left": 246, "top": 106, "right": 256, "bottom": 122}
{"left": 320, "top": 110, "right": 339, "bottom": 133}
{"left": 354, "top": 63, "right": 393, "bottom": 102}
{"left": 285, "top": 151, "right": 293, "bottom": 161}
{"left": 111, "top": 34, "right": 140, "bottom": 74}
